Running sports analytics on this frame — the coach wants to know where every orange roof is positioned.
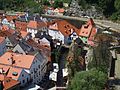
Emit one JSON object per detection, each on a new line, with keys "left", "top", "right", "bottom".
{"left": 57, "top": 20, "right": 78, "bottom": 36}
{"left": 0, "top": 52, "right": 35, "bottom": 69}
{"left": 79, "top": 24, "right": 92, "bottom": 37}
{"left": 0, "top": 37, "right": 5, "bottom": 43}
{"left": 3, "top": 77, "right": 20, "bottom": 90}
{"left": 59, "top": 8, "right": 65, "bottom": 13}
{"left": 7, "top": 67, "right": 22, "bottom": 80}
{"left": 86, "top": 18, "right": 95, "bottom": 26}
{"left": 0, "top": 74, "right": 5, "bottom": 81}
{"left": 2, "top": 25, "right": 9, "bottom": 30}
{"left": 47, "top": 19, "right": 80, "bottom": 36}
{"left": 27, "top": 20, "right": 46, "bottom": 29}
{"left": 0, "top": 64, "right": 10, "bottom": 74}
{"left": 49, "top": 22, "right": 58, "bottom": 30}
{"left": 20, "top": 31, "right": 29, "bottom": 38}
{"left": 27, "top": 39, "right": 51, "bottom": 62}
{"left": 88, "top": 27, "right": 97, "bottom": 41}
{"left": 78, "top": 19, "right": 95, "bottom": 37}
{"left": 0, "top": 29, "right": 15, "bottom": 38}
{"left": 6, "top": 15, "right": 18, "bottom": 21}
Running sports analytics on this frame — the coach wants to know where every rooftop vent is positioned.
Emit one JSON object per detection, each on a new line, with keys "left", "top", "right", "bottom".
{"left": 12, "top": 72, "right": 18, "bottom": 76}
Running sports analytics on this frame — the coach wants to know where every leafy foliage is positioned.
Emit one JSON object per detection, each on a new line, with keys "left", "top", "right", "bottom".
{"left": 0, "top": 0, "right": 42, "bottom": 14}
{"left": 53, "top": 0, "right": 64, "bottom": 8}
{"left": 68, "top": 69, "right": 107, "bottom": 90}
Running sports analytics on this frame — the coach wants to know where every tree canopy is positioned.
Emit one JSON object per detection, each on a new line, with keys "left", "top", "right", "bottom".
{"left": 68, "top": 69, "right": 107, "bottom": 90}
{"left": 0, "top": 0, "right": 42, "bottom": 14}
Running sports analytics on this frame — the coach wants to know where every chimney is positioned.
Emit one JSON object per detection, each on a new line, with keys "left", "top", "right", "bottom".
{"left": 25, "top": 15, "right": 28, "bottom": 21}
{"left": 0, "top": 68, "right": 3, "bottom": 74}
{"left": 8, "top": 54, "right": 15, "bottom": 65}
{"left": 38, "top": 40, "right": 40, "bottom": 44}
{"left": 34, "top": 16, "right": 36, "bottom": 21}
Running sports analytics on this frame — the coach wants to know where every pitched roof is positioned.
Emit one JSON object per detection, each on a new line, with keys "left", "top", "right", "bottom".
{"left": 26, "top": 39, "right": 51, "bottom": 61}
{"left": 0, "top": 37, "right": 5, "bottom": 43}
{"left": 0, "top": 52, "right": 35, "bottom": 69}
{"left": 0, "top": 64, "right": 10, "bottom": 74}
{"left": 2, "top": 25, "right": 9, "bottom": 30}
{"left": 59, "top": 8, "right": 65, "bottom": 13}
{"left": 0, "top": 30, "right": 13, "bottom": 37}
{"left": 17, "top": 41, "right": 34, "bottom": 53}
{"left": 8, "top": 34, "right": 19, "bottom": 46}
{"left": 49, "top": 22, "right": 58, "bottom": 30}
{"left": 3, "top": 77, "right": 20, "bottom": 90}
{"left": 6, "top": 15, "right": 18, "bottom": 21}
{"left": 79, "top": 24, "right": 93, "bottom": 37}
{"left": 20, "top": 30, "right": 29, "bottom": 38}
{"left": 57, "top": 20, "right": 78, "bottom": 36}
{"left": 27, "top": 20, "right": 46, "bottom": 29}
{"left": 48, "top": 19, "right": 80, "bottom": 36}
{"left": 0, "top": 74, "right": 5, "bottom": 81}
{"left": 78, "top": 18, "right": 95, "bottom": 37}
{"left": 7, "top": 67, "right": 22, "bottom": 80}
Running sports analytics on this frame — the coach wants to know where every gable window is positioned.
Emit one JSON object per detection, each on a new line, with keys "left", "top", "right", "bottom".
{"left": 23, "top": 80, "right": 25, "bottom": 83}
{"left": 22, "top": 74, "right": 24, "bottom": 77}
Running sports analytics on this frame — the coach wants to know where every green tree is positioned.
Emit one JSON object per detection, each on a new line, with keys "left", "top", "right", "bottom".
{"left": 53, "top": 0, "right": 63, "bottom": 8}
{"left": 115, "top": 0, "right": 120, "bottom": 10}
{"left": 68, "top": 69, "right": 107, "bottom": 90}
{"left": 42, "top": 0, "right": 50, "bottom": 6}
{"left": 0, "top": 0, "right": 43, "bottom": 14}
{"left": 88, "top": 34, "right": 112, "bottom": 74}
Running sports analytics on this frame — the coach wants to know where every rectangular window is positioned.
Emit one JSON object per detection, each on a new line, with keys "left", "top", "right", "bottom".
{"left": 23, "top": 80, "right": 25, "bottom": 83}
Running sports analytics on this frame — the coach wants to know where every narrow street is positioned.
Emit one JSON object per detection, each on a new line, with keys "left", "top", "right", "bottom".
{"left": 57, "top": 46, "right": 69, "bottom": 87}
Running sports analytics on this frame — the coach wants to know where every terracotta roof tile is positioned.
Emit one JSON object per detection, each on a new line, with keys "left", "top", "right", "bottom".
{"left": 26, "top": 39, "right": 51, "bottom": 61}
{"left": 79, "top": 24, "right": 92, "bottom": 37}
{"left": 0, "top": 74, "right": 5, "bottom": 81}
{"left": 0, "top": 37, "right": 5, "bottom": 43}
{"left": 20, "top": 31, "right": 29, "bottom": 38}
{"left": 7, "top": 67, "right": 22, "bottom": 80}
{"left": 57, "top": 20, "right": 78, "bottom": 36}
{"left": 59, "top": 8, "right": 65, "bottom": 13}
{"left": 2, "top": 25, "right": 9, "bottom": 30}
{"left": 0, "top": 52, "right": 35, "bottom": 69}
{"left": 6, "top": 15, "right": 18, "bottom": 21}
{"left": 88, "top": 27, "right": 97, "bottom": 41}
{"left": 0, "top": 64, "right": 10, "bottom": 74}
{"left": 0, "top": 30, "right": 14, "bottom": 37}
{"left": 3, "top": 77, "right": 20, "bottom": 90}
{"left": 27, "top": 20, "right": 46, "bottom": 29}
{"left": 48, "top": 20, "right": 80, "bottom": 36}
{"left": 78, "top": 19, "right": 95, "bottom": 37}
{"left": 49, "top": 22, "right": 58, "bottom": 30}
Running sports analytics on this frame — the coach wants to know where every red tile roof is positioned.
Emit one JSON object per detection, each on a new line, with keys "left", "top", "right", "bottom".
{"left": 15, "top": 20, "right": 28, "bottom": 31}
{"left": 0, "top": 30, "right": 15, "bottom": 37}
{"left": 0, "top": 52, "right": 35, "bottom": 69}
{"left": 49, "top": 22, "right": 58, "bottom": 30}
{"left": 2, "top": 25, "right": 9, "bottom": 31}
{"left": 78, "top": 18, "right": 95, "bottom": 37}
{"left": 26, "top": 39, "right": 51, "bottom": 62}
{"left": 88, "top": 27, "right": 97, "bottom": 41}
{"left": 6, "top": 15, "right": 18, "bottom": 21}
{"left": 48, "top": 20, "right": 79, "bottom": 36}
{"left": 3, "top": 77, "right": 20, "bottom": 90}
{"left": 20, "top": 31, "right": 29, "bottom": 38}
{"left": 0, "top": 37, "right": 5, "bottom": 43}
{"left": 0, "top": 74, "right": 5, "bottom": 81}
{"left": 7, "top": 67, "right": 22, "bottom": 80}
{"left": 0, "top": 64, "right": 10, "bottom": 74}
{"left": 59, "top": 8, "right": 65, "bottom": 13}
{"left": 27, "top": 20, "right": 46, "bottom": 29}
